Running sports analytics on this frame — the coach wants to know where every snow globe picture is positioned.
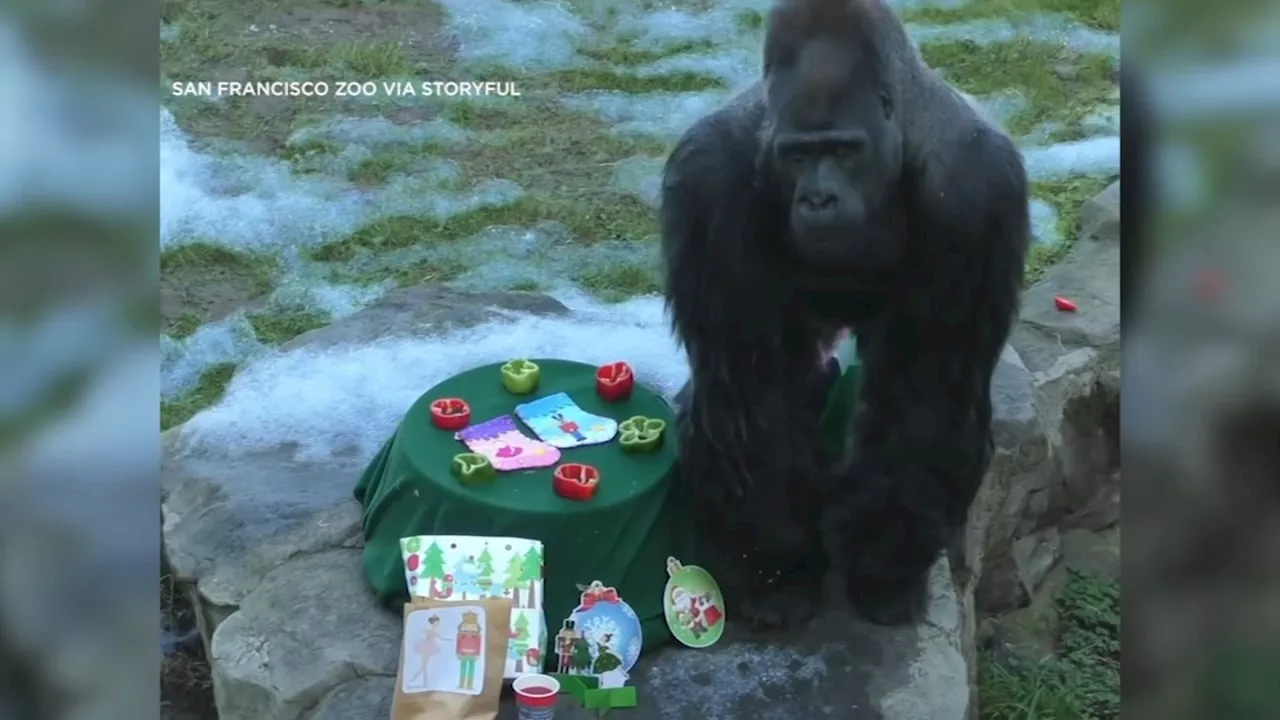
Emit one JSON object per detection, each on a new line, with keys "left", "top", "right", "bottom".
{"left": 557, "top": 580, "right": 643, "bottom": 688}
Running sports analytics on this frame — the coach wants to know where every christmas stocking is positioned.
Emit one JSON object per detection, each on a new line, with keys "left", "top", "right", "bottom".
{"left": 456, "top": 415, "right": 561, "bottom": 471}
{"left": 515, "top": 392, "right": 618, "bottom": 448}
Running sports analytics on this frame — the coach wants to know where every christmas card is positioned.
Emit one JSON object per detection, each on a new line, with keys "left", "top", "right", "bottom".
{"left": 400, "top": 535, "right": 547, "bottom": 679}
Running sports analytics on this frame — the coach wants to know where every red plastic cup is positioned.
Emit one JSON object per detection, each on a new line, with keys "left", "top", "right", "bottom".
{"left": 512, "top": 674, "right": 560, "bottom": 719}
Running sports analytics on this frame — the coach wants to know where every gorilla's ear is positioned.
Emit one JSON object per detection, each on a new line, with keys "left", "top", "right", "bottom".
{"left": 879, "top": 91, "right": 893, "bottom": 119}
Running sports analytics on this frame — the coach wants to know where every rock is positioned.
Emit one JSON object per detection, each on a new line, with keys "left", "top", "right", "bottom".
{"left": 500, "top": 559, "right": 967, "bottom": 720}
{"left": 210, "top": 551, "right": 401, "bottom": 719}
{"left": 309, "top": 677, "right": 394, "bottom": 720}
{"left": 279, "top": 285, "right": 569, "bottom": 352}
{"left": 955, "top": 345, "right": 1053, "bottom": 699}
{"left": 1012, "top": 529, "right": 1061, "bottom": 595}
{"left": 1059, "top": 528, "right": 1121, "bottom": 580}
{"left": 1011, "top": 236, "right": 1121, "bottom": 518}
{"left": 1078, "top": 181, "right": 1120, "bottom": 242}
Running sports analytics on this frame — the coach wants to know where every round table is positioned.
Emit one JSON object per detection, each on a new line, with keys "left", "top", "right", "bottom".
{"left": 356, "top": 359, "right": 694, "bottom": 657}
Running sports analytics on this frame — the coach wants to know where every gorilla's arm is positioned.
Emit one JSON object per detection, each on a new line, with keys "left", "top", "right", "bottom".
{"left": 662, "top": 107, "right": 830, "bottom": 555}
{"left": 834, "top": 122, "right": 1029, "bottom": 624}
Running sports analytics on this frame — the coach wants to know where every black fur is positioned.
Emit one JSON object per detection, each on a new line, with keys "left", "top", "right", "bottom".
{"left": 661, "top": 0, "right": 1029, "bottom": 628}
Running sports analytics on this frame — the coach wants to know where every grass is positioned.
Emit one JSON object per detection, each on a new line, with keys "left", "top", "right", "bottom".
{"left": 576, "top": 263, "right": 663, "bottom": 302}
{"left": 167, "top": 312, "right": 204, "bottom": 339}
{"left": 978, "top": 570, "right": 1120, "bottom": 719}
{"left": 734, "top": 9, "right": 767, "bottom": 31}
{"left": 902, "top": 0, "right": 1120, "bottom": 32}
{"left": 577, "top": 40, "right": 718, "bottom": 66}
{"left": 160, "top": 363, "right": 237, "bottom": 430}
{"left": 544, "top": 68, "right": 725, "bottom": 94}
{"left": 246, "top": 306, "right": 331, "bottom": 344}
{"left": 1026, "top": 174, "right": 1116, "bottom": 282}
{"left": 161, "top": 242, "right": 278, "bottom": 299}
{"left": 918, "top": 39, "right": 1116, "bottom": 139}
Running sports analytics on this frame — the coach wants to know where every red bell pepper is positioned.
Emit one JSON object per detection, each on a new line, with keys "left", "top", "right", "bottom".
{"left": 430, "top": 397, "right": 472, "bottom": 430}
{"left": 595, "top": 361, "right": 635, "bottom": 401}
{"left": 553, "top": 463, "right": 600, "bottom": 501}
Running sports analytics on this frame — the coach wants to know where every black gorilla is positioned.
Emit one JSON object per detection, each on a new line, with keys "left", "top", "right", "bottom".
{"left": 662, "top": 0, "right": 1029, "bottom": 627}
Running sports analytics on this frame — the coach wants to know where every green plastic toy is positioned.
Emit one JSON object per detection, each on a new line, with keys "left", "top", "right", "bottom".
{"left": 617, "top": 415, "right": 666, "bottom": 453}
{"left": 548, "top": 674, "right": 638, "bottom": 715}
{"left": 450, "top": 452, "right": 496, "bottom": 486}
{"left": 500, "top": 359, "right": 541, "bottom": 394}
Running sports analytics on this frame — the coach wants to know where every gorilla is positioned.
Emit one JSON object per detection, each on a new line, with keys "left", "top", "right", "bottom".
{"left": 662, "top": 0, "right": 1029, "bottom": 627}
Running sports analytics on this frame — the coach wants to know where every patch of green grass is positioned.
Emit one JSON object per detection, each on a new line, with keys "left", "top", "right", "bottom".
{"left": 902, "top": 0, "right": 1119, "bottom": 33}
{"left": 442, "top": 103, "right": 535, "bottom": 132}
{"left": 918, "top": 39, "right": 1116, "bottom": 138}
{"left": 978, "top": 570, "right": 1120, "bottom": 719}
{"left": 545, "top": 68, "right": 725, "bottom": 94}
{"left": 337, "top": 257, "right": 468, "bottom": 288}
{"left": 509, "top": 280, "right": 544, "bottom": 292}
{"left": 161, "top": 242, "right": 277, "bottom": 294}
{"left": 348, "top": 154, "right": 409, "bottom": 185}
{"left": 1025, "top": 174, "right": 1116, "bottom": 282}
{"left": 166, "top": 312, "right": 204, "bottom": 340}
{"left": 734, "top": 9, "right": 767, "bottom": 31}
{"left": 333, "top": 41, "right": 414, "bottom": 77}
{"left": 576, "top": 263, "right": 662, "bottom": 302}
{"left": 160, "top": 363, "right": 237, "bottom": 430}
{"left": 246, "top": 306, "right": 331, "bottom": 345}
{"left": 577, "top": 40, "right": 717, "bottom": 66}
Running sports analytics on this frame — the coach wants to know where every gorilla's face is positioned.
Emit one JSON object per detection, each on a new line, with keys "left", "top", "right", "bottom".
{"left": 764, "top": 40, "right": 904, "bottom": 266}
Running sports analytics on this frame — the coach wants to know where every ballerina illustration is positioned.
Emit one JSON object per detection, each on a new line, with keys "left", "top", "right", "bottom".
{"left": 410, "top": 615, "right": 451, "bottom": 687}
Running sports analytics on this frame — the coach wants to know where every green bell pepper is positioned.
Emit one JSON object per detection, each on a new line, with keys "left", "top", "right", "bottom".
{"left": 618, "top": 415, "right": 666, "bottom": 453}
{"left": 451, "top": 452, "right": 496, "bottom": 485}
{"left": 500, "top": 359, "right": 541, "bottom": 394}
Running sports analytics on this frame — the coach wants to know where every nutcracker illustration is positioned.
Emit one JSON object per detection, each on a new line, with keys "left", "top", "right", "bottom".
{"left": 551, "top": 411, "right": 586, "bottom": 442}
{"left": 555, "top": 619, "right": 582, "bottom": 674}
{"left": 455, "top": 610, "right": 484, "bottom": 690}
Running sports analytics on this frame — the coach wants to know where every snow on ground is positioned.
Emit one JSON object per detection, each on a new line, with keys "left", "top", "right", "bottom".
{"left": 160, "top": 0, "right": 1122, "bottom": 420}
{"left": 175, "top": 290, "right": 688, "bottom": 463}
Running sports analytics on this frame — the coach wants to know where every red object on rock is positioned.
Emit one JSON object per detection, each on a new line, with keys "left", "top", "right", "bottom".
{"left": 430, "top": 398, "right": 472, "bottom": 430}
{"left": 553, "top": 463, "right": 600, "bottom": 501}
{"left": 596, "top": 361, "right": 635, "bottom": 401}
{"left": 1054, "top": 296, "right": 1078, "bottom": 312}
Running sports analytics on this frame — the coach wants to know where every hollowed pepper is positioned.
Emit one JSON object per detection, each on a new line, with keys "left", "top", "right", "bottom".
{"left": 430, "top": 397, "right": 472, "bottom": 430}
{"left": 500, "top": 359, "right": 541, "bottom": 394}
{"left": 452, "top": 452, "right": 497, "bottom": 486}
{"left": 553, "top": 463, "right": 600, "bottom": 501}
{"left": 595, "top": 361, "right": 635, "bottom": 402}
{"left": 618, "top": 415, "right": 666, "bottom": 453}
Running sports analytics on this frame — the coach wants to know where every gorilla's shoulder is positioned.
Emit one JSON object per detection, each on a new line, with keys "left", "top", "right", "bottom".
{"left": 664, "top": 85, "right": 766, "bottom": 192}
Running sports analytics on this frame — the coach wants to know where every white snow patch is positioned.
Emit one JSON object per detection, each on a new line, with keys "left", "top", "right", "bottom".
{"left": 1023, "top": 136, "right": 1121, "bottom": 180}
{"left": 160, "top": 107, "right": 523, "bottom": 251}
{"left": 909, "top": 16, "right": 1120, "bottom": 57}
{"left": 435, "top": 0, "right": 590, "bottom": 70}
{"left": 174, "top": 292, "right": 688, "bottom": 463}
{"left": 1029, "top": 198, "right": 1061, "bottom": 246}
{"left": 564, "top": 90, "right": 732, "bottom": 140}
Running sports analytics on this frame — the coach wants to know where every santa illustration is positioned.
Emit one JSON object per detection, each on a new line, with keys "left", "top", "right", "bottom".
{"left": 670, "top": 587, "right": 722, "bottom": 638}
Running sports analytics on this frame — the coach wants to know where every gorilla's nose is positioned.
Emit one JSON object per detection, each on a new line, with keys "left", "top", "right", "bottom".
{"left": 798, "top": 190, "right": 839, "bottom": 217}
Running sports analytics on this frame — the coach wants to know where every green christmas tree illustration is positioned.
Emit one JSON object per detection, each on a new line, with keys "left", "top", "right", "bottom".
{"left": 503, "top": 551, "right": 526, "bottom": 608}
{"left": 520, "top": 545, "right": 543, "bottom": 607}
{"left": 510, "top": 612, "right": 531, "bottom": 673}
{"left": 476, "top": 545, "right": 496, "bottom": 596}
{"left": 421, "top": 541, "right": 447, "bottom": 597}
{"left": 570, "top": 637, "right": 593, "bottom": 673}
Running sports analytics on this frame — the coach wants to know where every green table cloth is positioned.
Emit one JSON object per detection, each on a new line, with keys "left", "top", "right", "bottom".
{"left": 354, "top": 359, "right": 694, "bottom": 654}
